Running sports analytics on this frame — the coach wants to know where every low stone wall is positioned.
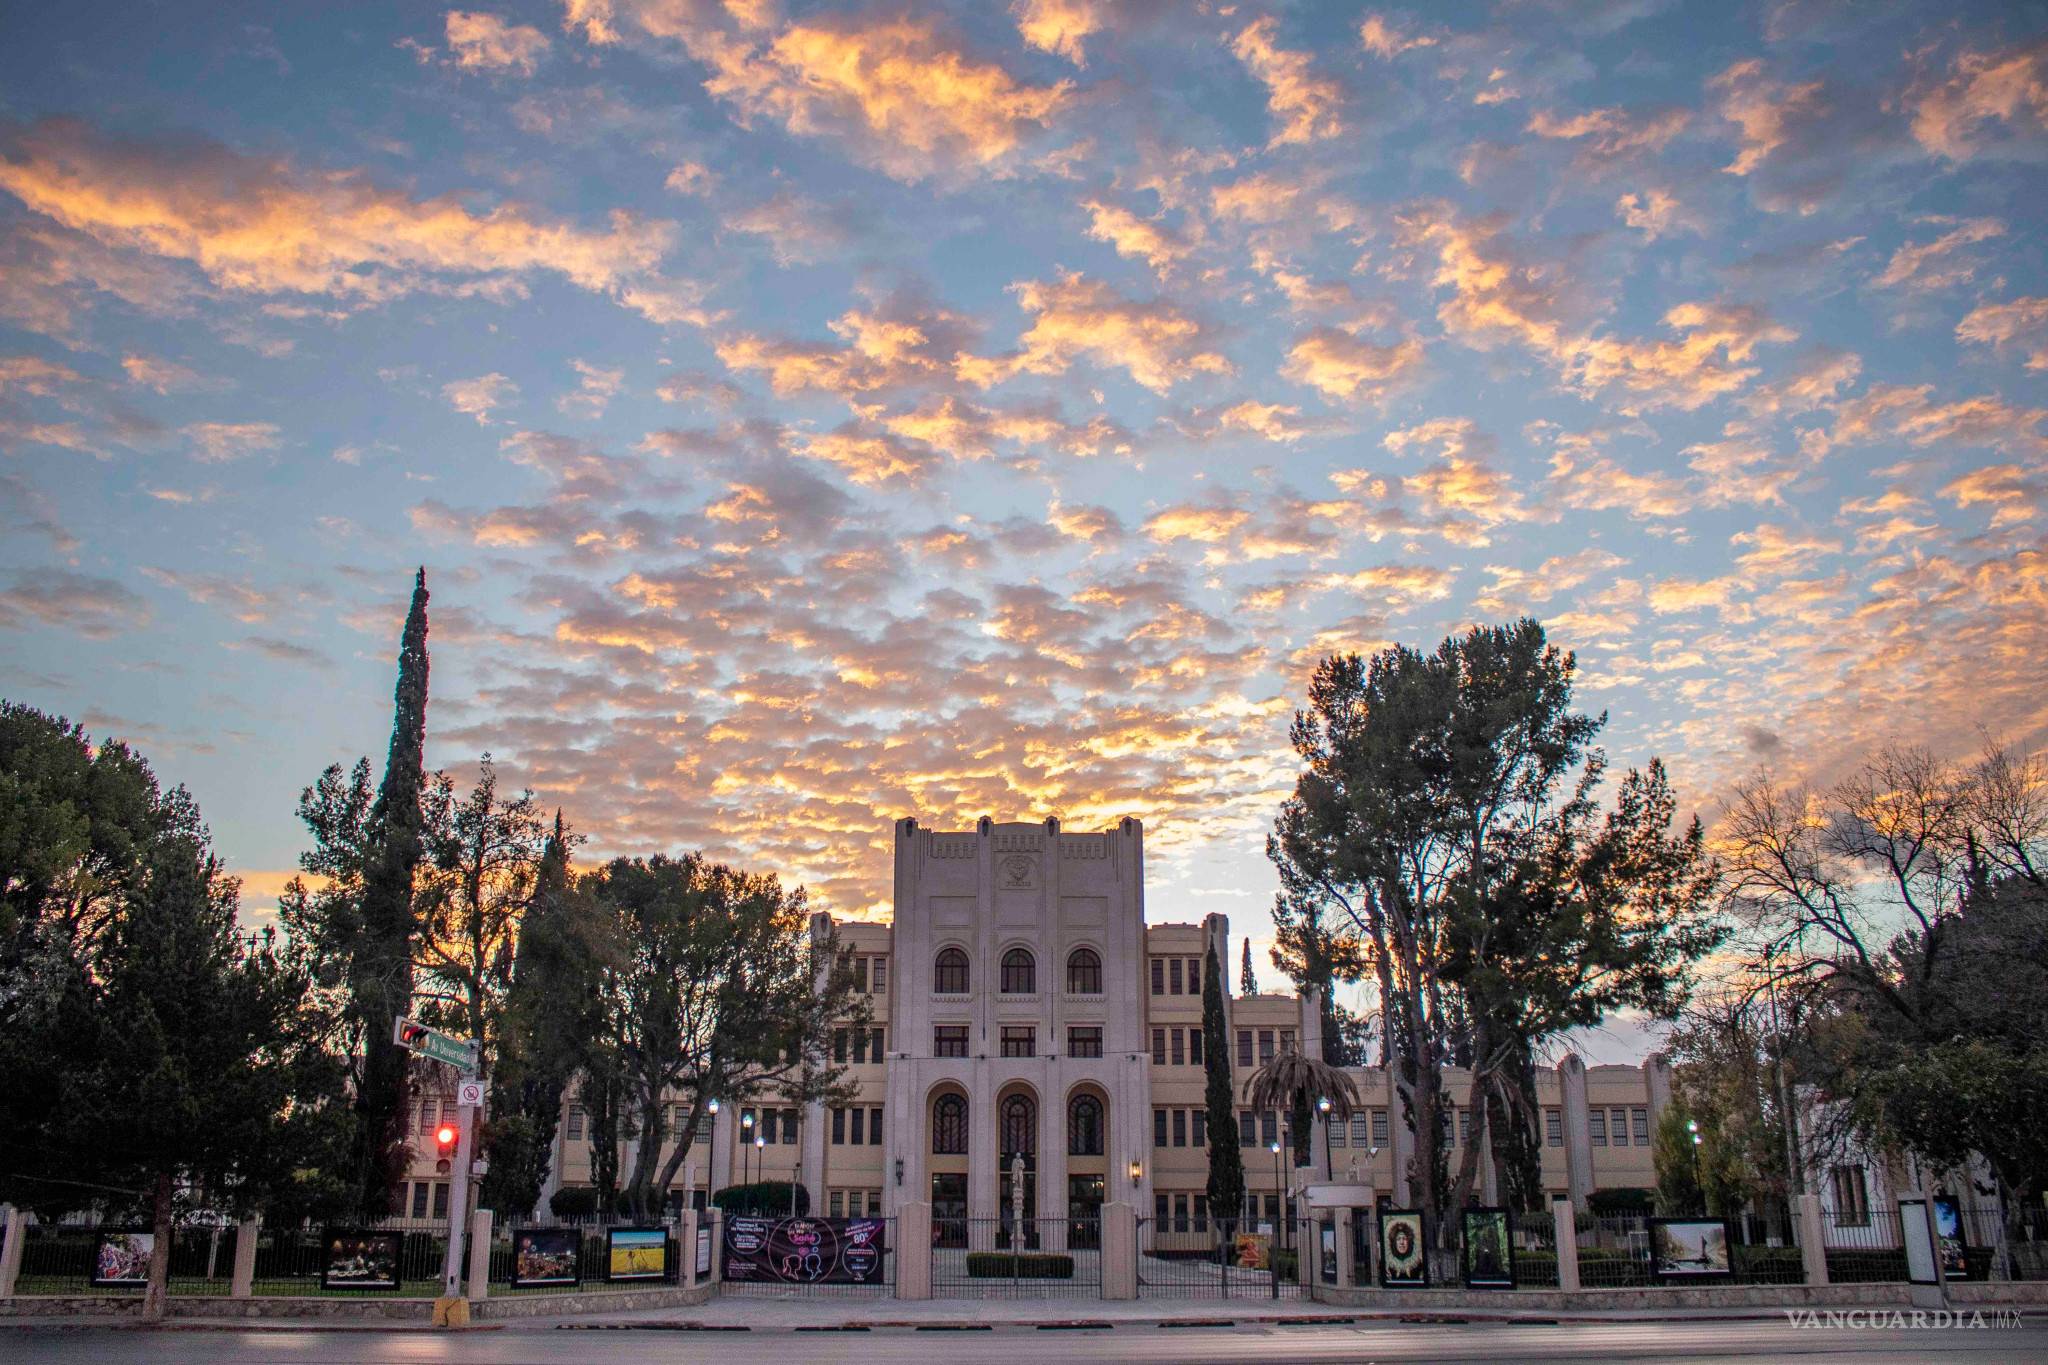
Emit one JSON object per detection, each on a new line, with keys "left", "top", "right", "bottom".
{"left": 0, "top": 1282, "right": 715, "bottom": 1322}
{"left": 1313, "top": 1281, "right": 2040, "bottom": 1312}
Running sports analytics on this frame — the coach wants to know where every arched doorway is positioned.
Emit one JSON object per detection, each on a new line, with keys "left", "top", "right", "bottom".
{"left": 1065, "top": 1084, "right": 1109, "bottom": 1248}
{"left": 996, "top": 1085, "right": 1039, "bottom": 1249}
{"left": 928, "top": 1085, "right": 970, "bottom": 1247}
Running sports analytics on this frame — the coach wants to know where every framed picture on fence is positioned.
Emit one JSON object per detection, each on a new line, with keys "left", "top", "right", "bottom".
{"left": 90, "top": 1230, "right": 153, "bottom": 1288}
{"left": 320, "top": 1230, "right": 403, "bottom": 1291}
{"left": 1648, "top": 1217, "right": 1732, "bottom": 1283}
{"left": 1378, "top": 1209, "right": 1427, "bottom": 1288}
{"left": 605, "top": 1226, "right": 670, "bottom": 1282}
{"left": 509, "top": 1227, "right": 581, "bottom": 1289}
{"left": 1462, "top": 1208, "right": 1515, "bottom": 1288}
{"left": 1932, "top": 1197, "right": 1969, "bottom": 1280}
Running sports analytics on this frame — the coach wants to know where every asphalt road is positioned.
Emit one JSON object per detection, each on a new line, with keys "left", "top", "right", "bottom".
{"left": 0, "top": 1318, "right": 2040, "bottom": 1364}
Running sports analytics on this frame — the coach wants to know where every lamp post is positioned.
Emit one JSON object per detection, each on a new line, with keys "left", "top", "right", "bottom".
{"left": 706, "top": 1098, "right": 721, "bottom": 1206}
{"left": 1687, "top": 1119, "right": 1703, "bottom": 1214}
{"left": 755, "top": 1133, "right": 766, "bottom": 1211}
{"left": 1318, "top": 1096, "right": 1333, "bottom": 1177}
{"left": 1270, "top": 1140, "right": 1285, "bottom": 1250}
{"left": 742, "top": 1110, "right": 755, "bottom": 1193}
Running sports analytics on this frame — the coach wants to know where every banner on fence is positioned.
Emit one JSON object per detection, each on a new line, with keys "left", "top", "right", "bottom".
{"left": 1234, "top": 1231, "right": 1270, "bottom": 1270}
{"left": 1933, "top": 1197, "right": 1968, "bottom": 1279}
{"left": 90, "top": 1231, "right": 152, "bottom": 1288}
{"left": 321, "top": 1230, "right": 403, "bottom": 1291}
{"left": 696, "top": 1225, "right": 712, "bottom": 1276}
{"left": 722, "top": 1216, "right": 886, "bottom": 1284}
{"left": 1379, "top": 1210, "right": 1427, "bottom": 1288}
{"left": 1462, "top": 1208, "right": 1515, "bottom": 1289}
{"left": 1649, "top": 1217, "right": 1731, "bottom": 1283}
{"left": 510, "top": 1227, "right": 580, "bottom": 1288}
{"left": 606, "top": 1227, "right": 670, "bottom": 1282}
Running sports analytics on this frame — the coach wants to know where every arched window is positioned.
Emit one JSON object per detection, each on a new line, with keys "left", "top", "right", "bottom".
{"left": 932, "top": 1093, "right": 967, "bottom": 1155}
{"left": 1068, "top": 1094, "right": 1104, "bottom": 1156}
{"left": 1001, "top": 947, "right": 1036, "bottom": 995}
{"left": 1066, "top": 947, "right": 1102, "bottom": 994}
{"left": 1000, "top": 1093, "right": 1037, "bottom": 1163}
{"left": 934, "top": 946, "right": 969, "bottom": 994}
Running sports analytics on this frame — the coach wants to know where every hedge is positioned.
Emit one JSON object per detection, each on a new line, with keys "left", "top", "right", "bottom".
{"left": 966, "top": 1251, "right": 1074, "bottom": 1279}
{"left": 1586, "top": 1188, "right": 1656, "bottom": 1217}
{"left": 712, "top": 1182, "right": 810, "bottom": 1217}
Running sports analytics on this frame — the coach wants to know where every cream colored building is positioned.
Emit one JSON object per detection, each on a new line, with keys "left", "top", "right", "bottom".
{"left": 401, "top": 817, "right": 1671, "bottom": 1225}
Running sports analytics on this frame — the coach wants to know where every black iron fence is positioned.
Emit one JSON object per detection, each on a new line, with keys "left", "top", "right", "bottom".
{"left": 1135, "top": 1215, "right": 1305, "bottom": 1298}
{"left": 932, "top": 1216, "right": 1101, "bottom": 1298}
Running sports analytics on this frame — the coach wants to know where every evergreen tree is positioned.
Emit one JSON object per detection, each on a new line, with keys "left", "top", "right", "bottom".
{"left": 1201, "top": 942, "right": 1245, "bottom": 1226}
{"left": 1239, "top": 936, "right": 1257, "bottom": 996}
{"left": 352, "top": 567, "right": 430, "bottom": 1217}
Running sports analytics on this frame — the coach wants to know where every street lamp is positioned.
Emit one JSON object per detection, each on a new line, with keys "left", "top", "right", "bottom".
{"left": 742, "top": 1110, "right": 756, "bottom": 1192}
{"left": 1270, "top": 1140, "right": 1285, "bottom": 1250}
{"left": 1318, "top": 1096, "right": 1333, "bottom": 1176}
{"left": 1687, "top": 1119, "right": 1703, "bottom": 1214}
{"left": 706, "top": 1098, "right": 721, "bottom": 1205}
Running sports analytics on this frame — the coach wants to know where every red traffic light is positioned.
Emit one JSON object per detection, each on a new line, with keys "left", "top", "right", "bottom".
{"left": 436, "top": 1124, "right": 458, "bottom": 1151}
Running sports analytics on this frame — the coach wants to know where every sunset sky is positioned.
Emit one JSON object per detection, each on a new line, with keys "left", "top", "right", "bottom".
{"left": 3, "top": 2, "right": 2044, "bottom": 1055}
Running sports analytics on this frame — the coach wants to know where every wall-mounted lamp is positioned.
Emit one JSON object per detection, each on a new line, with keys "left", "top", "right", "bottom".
{"left": 894, "top": 1158, "right": 904, "bottom": 1188}
{"left": 1129, "top": 1160, "right": 1143, "bottom": 1184}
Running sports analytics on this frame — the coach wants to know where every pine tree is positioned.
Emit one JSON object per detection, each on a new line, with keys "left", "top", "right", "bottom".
{"left": 1239, "top": 936, "right": 1257, "bottom": 996}
{"left": 351, "top": 567, "right": 430, "bottom": 1217}
{"left": 1202, "top": 942, "right": 1245, "bottom": 1227}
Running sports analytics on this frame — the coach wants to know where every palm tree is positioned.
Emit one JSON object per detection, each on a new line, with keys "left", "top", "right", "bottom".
{"left": 1247, "top": 1049, "right": 1359, "bottom": 1161}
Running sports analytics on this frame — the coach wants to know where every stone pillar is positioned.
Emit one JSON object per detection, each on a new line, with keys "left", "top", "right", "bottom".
{"left": 1558, "top": 1054, "right": 1593, "bottom": 1213}
{"left": 679, "top": 1209, "right": 700, "bottom": 1289}
{"left": 801, "top": 1100, "right": 828, "bottom": 1214}
{"left": 1798, "top": 1192, "right": 1828, "bottom": 1286}
{"left": 1332, "top": 1208, "right": 1355, "bottom": 1296}
{"left": 0, "top": 1206, "right": 25, "bottom": 1298}
{"left": 465, "top": 1208, "right": 492, "bottom": 1301}
{"left": 1039, "top": 1078, "right": 1067, "bottom": 1252}
{"left": 708, "top": 1208, "right": 725, "bottom": 1282}
{"left": 230, "top": 1215, "right": 260, "bottom": 1298}
{"left": 895, "top": 1201, "right": 932, "bottom": 1300}
{"left": 1101, "top": 1201, "right": 1137, "bottom": 1300}
{"left": 1553, "top": 1197, "right": 1580, "bottom": 1293}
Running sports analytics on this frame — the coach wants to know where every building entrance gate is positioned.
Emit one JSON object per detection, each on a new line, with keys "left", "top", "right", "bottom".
{"left": 1135, "top": 1215, "right": 1305, "bottom": 1298}
{"left": 930, "top": 1216, "right": 1102, "bottom": 1298}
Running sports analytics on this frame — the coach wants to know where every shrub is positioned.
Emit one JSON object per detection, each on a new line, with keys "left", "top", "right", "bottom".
{"left": 711, "top": 1181, "right": 809, "bottom": 1217}
{"left": 1270, "top": 1248, "right": 1298, "bottom": 1281}
{"left": 965, "top": 1251, "right": 1074, "bottom": 1279}
{"left": 1731, "top": 1246, "right": 1804, "bottom": 1284}
{"left": 1515, "top": 1250, "right": 1560, "bottom": 1286}
{"left": 549, "top": 1186, "right": 601, "bottom": 1220}
{"left": 1587, "top": 1188, "right": 1656, "bottom": 1217}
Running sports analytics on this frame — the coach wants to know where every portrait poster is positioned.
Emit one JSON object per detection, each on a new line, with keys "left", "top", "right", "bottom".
{"left": 508, "top": 1227, "right": 581, "bottom": 1288}
{"left": 606, "top": 1226, "right": 670, "bottom": 1282}
{"left": 1379, "top": 1209, "right": 1427, "bottom": 1288}
{"left": 696, "top": 1224, "right": 712, "bottom": 1277}
{"left": 1649, "top": 1218, "right": 1732, "bottom": 1282}
{"left": 721, "top": 1216, "right": 887, "bottom": 1284}
{"left": 321, "top": 1230, "right": 402, "bottom": 1290}
{"left": 1932, "top": 1197, "right": 1969, "bottom": 1280}
{"left": 1234, "top": 1231, "right": 1271, "bottom": 1270}
{"left": 1462, "top": 1208, "right": 1515, "bottom": 1288}
{"left": 90, "top": 1231, "right": 153, "bottom": 1288}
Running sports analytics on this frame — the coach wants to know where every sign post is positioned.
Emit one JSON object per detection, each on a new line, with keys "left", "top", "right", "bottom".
{"left": 393, "top": 1017, "right": 483, "bottom": 1320}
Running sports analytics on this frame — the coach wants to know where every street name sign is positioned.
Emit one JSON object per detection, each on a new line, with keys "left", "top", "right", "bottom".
{"left": 393, "top": 1016, "right": 478, "bottom": 1069}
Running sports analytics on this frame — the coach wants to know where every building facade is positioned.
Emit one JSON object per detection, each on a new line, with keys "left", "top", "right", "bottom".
{"left": 401, "top": 817, "right": 1674, "bottom": 1224}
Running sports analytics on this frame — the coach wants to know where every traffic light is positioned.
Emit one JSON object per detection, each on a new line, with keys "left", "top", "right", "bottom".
{"left": 434, "top": 1122, "right": 458, "bottom": 1174}
{"left": 398, "top": 1019, "right": 429, "bottom": 1049}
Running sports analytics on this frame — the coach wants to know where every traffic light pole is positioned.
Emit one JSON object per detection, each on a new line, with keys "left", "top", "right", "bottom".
{"left": 441, "top": 1085, "right": 477, "bottom": 1299}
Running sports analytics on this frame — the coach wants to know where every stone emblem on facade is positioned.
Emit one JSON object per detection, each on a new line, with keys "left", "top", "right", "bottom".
{"left": 999, "top": 852, "right": 1039, "bottom": 889}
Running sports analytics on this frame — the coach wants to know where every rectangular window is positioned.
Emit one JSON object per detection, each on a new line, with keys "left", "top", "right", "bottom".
{"left": 1152, "top": 1028, "right": 1166, "bottom": 1066}
{"left": 1193, "top": 1110, "right": 1207, "bottom": 1147}
{"left": 760, "top": 1109, "right": 779, "bottom": 1144}
{"left": 1259, "top": 1030, "right": 1275, "bottom": 1063}
{"left": 1350, "top": 1115, "right": 1369, "bottom": 1146}
{"left": 871, "top": 1027, "right": 885, "bottom": 1058}
{"left": 1170, "top": 1029, "right": 1185, "bottom": 1067}
{"left": 934, "top": 1025, "right": 969, "bottom": 1057}
{"left": 830, "top": 1191, "right": 845, "bottom": 1218}
{"left": 1154, "top": 1109, "right": 1169, "bottom": 1147}
{"left": 1261, "top": 1111, "right": 1278, "bottom": 1146}
{"left": 1172, "top": 1109, "right": 1187, "bottom": 1147}
{"left": 1069, "top": 1026, "right": 1102, "bottom": 1058}
{"left": 782, "top": 1108, "right": 798, "bottom": 1143}
{"left": 1458, "top": 1107, "right": 1472, "bottom": 1146}
{"left": 417, "top": 1100, "right": 434, "bottom": 1136}
{"left": 411, "top": 1183, "right": 429, "bottom": 1218}
{"left": 1155, "top": 1193, "right": 1169, "bottom": 1221}
{"left": 1279, "top": 1029, "right": 1295, "bottom": 1055}
{"left": 1632, "top": 1108, "right": 1649, "bottom": 1144}
{"left": 1237, "top": 1030, "right": 1253, "bottom": 1068}
{"left": 1589, "top": 1111, "right": 1607, "bottom": 1147}
{"left": 1372, "top": 1110, "right": 1388, "bottom": 1145}
{"left": 1831, "top": 1166, "right": 1870, "bottom": 1226}
{"left": 1190, "top": 1029, "right": 1204, "bottom": 1065}
{"left": 1546, "top": 1109, "right": 1563, "bottom": 1147}
{"left": 1330, "top": 1116, "right": 1347, "bottom": 1147}
{"left": 1169, "top": 958, "right": 1184, "bottom": 994}
{"left": 1174, "top": 1193, "right": 1189, "bottom": 1232}
{"left": 1610, "top": 1108, "right": 1629, "bottom": 1147}
{"left": 831, "top": 1107, "right": 846, "bottom": 1144}
{"left": 432, "top": 1182, "right": 450, "bottom": 1220}
{"left": 854, "top": 957, "right": 869, "bottom": 993}
{"left": 1151, "top": 958, "right": 1165, "bottom": 994}
{"left": 872, "top": 957, "right": 887, "bottom": 993}
{"left": 1194, "top": 1193, "right": 1209, "bottom": 1231}
{"left": 1187, "top": 958, "right": 1201, "bottom": 993}
{"left": 869, "top": 1107, "right": 883, "bottom": 1145}
{"left": 834, "top": 1029, "right": 849, "bottom": 1063}
{"left": 1239, "top": 1111, "right": 1256, "bottom": 1145}
{"left": 850, "top": 1108, "right": 865, "bottom": 1145}
{"left": 852, "top": 1030, "right": 868, "bottom": 1065}
{"left": 696, "top": 1107, "right": 714, "bottom": 1138}
{"left": 568, "top": 1106, "right": 586, "bottom": 1140}
{"left": 1000, "top": 1026, "right": 1035, "bottom": 1058}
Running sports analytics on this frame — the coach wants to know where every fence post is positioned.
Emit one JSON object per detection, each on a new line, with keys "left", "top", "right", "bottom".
{"left": 1101, "top": 1201, "right": 1136, "bottom": 1300}
{"left": 1331, "top": 1209, "right": 1354, "bottom": 1296}
{"left": 1798, "top": 1193, "right": 1828, "bottom": 1286}
{"left": 895, "top": 1201, "right": 932, "bottom": 1300}
{"left": 1553, "top": 1197, "right": 1580, "bottom": 1293}
{"left": 0, "top": 1206, "right": 24, "bottom": 1298}
{"left": 679, "top": 1209, "right": 700, "bottom": 1289}
{"left": 708, "top": 1208, "right": 725, "bottom": 1284}
{"left": 464, "top": 1209, "right": 492, "bottom": 1301}
{"left": 230, "top": 1215, "right": 260, "bottom": 1298}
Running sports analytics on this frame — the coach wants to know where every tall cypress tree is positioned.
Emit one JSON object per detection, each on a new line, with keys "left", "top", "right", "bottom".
{"left": 351, "top": 567, "right": 430, "bottom": 1217}
{"left": 1202, "top": 941, "right": 1245, "bottom": 1227}
{"left": 1239, "top": 936, "right": 1257, "bottom": 996}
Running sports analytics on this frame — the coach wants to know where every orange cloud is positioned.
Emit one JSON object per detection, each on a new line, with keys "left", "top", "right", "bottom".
{"left": 1873, "top": 217, "right": 2005, "bottom": 291}
{"left": 443, "top": 373, "right": 518, "bottom": 425}
{"left": 1710, "top": 59, "right": 1824, "bottom": 178}
{"left": 1957, "top": 296, "right": 2048, "bottom": 371}
{"left": 1360, "top": 13, "right": 1436, "bottom": 60}
{"left": 1527, "top": 105, "right": 1690, "bottom": 161}
{"left": 1281, "top": 328, "right": 1423, "bottom": 403}
{"left": 445, "top": 10, "right": 551, "bottom": 75}
{"left": 1230, "top": 16, "right": 1345, "bottom": 147}
{"left": 964, "top": 272, "right": 1232, "bottom": 395}
{"left": 1566, "top": 302, "right": 1796, "bottom": 413}
{"left": 1910, "top": 38, "right": 2048, "bottom": 160}
{"left": 1081, "top": 198, "right": 1194, "bottom": 276}
{"left": 1615, "top": 189, "right": 1699, "bottom": 240}
{"left": 1014, "top": 0, "right": 1103, "bottom": 66}
{"left": 183, "top": 420, "right": 280, "bottom": 462}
